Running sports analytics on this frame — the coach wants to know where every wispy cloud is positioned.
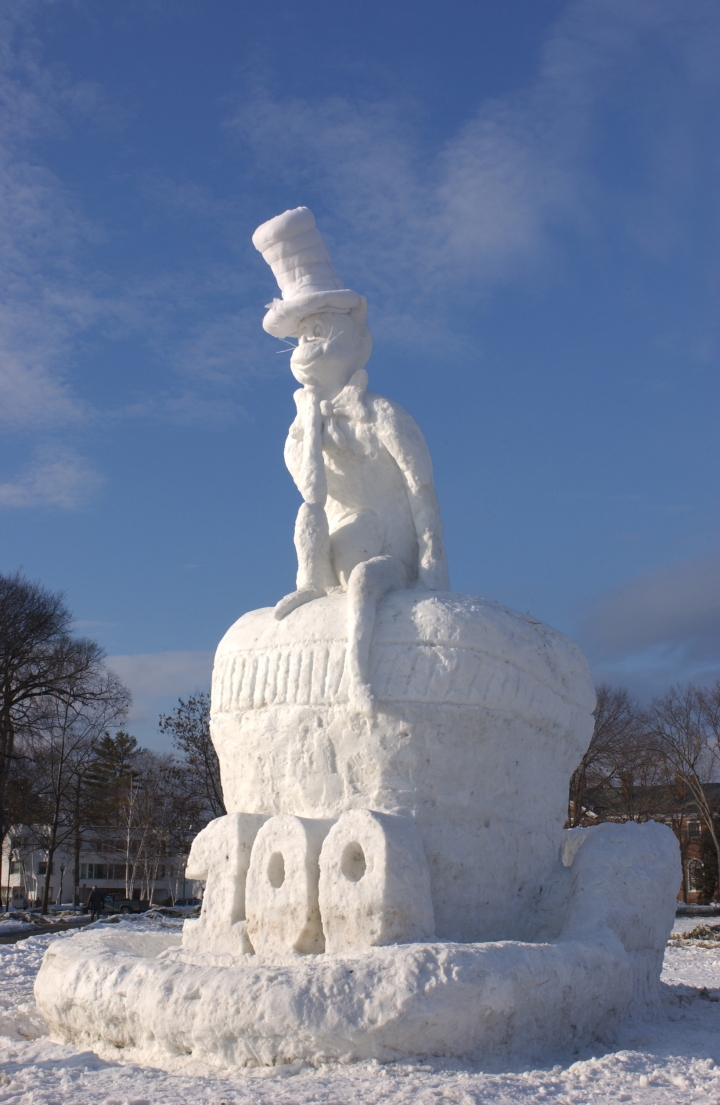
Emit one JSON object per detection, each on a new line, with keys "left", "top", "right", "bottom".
{"left": 106, "top": 650, "right": 214, "bottom": 736}
{"left": 0, "top": 444, "right": 104, "bottom": 509}
{"left": 107, "top": 650, "right": 213, "bottom": 699}
{"left": 226, "top": 0, "right": 719, "bottom": 335}
{"left": 0, "top": 0, "right": 716, "bottom": 436}
{"left": 578, "top": 553, "right": 720, "bottom": 694}
{"left": 0, "top": 7, "right": 251, "bottom": 434}
{"left": 0, "top": 5, "right": 108, "bottom": 429}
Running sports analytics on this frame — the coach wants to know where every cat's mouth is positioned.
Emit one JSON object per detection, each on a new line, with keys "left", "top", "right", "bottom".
{"left": 291, "top": 341, "right": 327, "bottom": 368}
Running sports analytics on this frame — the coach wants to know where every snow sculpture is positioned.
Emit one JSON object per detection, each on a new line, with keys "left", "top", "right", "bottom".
{"left": 318, "top": 809, "right": 435, "bottom": 953}
{"left": 34, "top": 206, "right": 681, "bottom": 1071}
{"left": 182, "top": 812, "right": 265, "bottom": 956}
{"left": 252, "top": 207, "right": 448, "bottom": 715}
{"left": 245, "top": 813, "right": 330, "bottom": 955}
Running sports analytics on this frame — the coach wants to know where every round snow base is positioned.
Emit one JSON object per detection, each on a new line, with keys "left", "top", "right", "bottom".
{"left": 35, "top": 823, "right": 680, "bottom": 1070}
{"left": 36, "top": 925, "right": 633, "bottom": 1069}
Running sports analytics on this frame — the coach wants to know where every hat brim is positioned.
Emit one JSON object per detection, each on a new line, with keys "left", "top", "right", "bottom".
{"left": 262, "top": 289, "right": 361, "bottom": 338}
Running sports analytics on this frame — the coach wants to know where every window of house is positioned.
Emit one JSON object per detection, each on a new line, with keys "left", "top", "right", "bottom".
{"left": 112, "top": 864, "right": 127, "bottom": 880}
{"left": 9, "top": 860, "right": 21, "bottom": 874}
{"left": 687, "top": 859, "right": 704, "bottom": 891}
{"left": 38, "top": 862, "right": 53, "bottom": 875}
{"left": 81, "top": 863, "right": 110, "bottom": 880}
{"left": 687, "top": 821, "right": 702, "bottom": 839}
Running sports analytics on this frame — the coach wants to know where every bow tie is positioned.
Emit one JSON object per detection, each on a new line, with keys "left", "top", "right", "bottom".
{"left": 318, "top": 369, "right": 368, "bottom": 450}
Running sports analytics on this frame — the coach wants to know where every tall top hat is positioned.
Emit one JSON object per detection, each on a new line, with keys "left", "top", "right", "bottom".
{"left": 252, "top": 207, "right": 360, "bottom": 338}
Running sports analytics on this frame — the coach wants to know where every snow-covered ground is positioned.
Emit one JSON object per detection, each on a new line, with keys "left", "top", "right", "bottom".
{"left": 0, "top": 918, "right": 37, "bottom": 936}
{"left": 2, "top": 916, "right": 720, "bottom": 1104}
{"left": 0, "top": 911, "right": 89, "bottom": 938}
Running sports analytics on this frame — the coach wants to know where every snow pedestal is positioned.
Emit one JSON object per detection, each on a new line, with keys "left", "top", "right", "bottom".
{"left": 34, "top": 590, "right": 682, "bottom": 1069}
{"left": 211, "top": 591, "right": 596, "bottom": 943}
{"left": 34, "top": 819, "right": 680, "bottom": 1068}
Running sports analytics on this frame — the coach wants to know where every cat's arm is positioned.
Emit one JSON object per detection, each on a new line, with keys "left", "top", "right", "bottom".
{"left": 370, "top": 395, "right": 450, "bottom": 590}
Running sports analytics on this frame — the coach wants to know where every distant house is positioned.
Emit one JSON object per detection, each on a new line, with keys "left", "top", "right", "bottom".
{"left": 1, "top": 826, "right": 202, "bottom": 908}
{"left": 570, "top": 782, "right": 720, "bottom": 905}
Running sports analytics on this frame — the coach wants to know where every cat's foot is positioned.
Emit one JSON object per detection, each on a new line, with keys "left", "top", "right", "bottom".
{"left": 348, "top": 680, "right": 376, "bottom": 717}
{"left": 273, "top": 588, "right": 325, "bottom": 620}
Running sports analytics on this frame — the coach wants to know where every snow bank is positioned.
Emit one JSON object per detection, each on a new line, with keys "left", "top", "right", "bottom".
{"left": 0, "top": 917, "right": 37, "bottom": 934}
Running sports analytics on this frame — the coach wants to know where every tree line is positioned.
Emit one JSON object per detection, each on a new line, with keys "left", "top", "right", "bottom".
{"left": 1, "top": 573, "right": 223, "bottom": 912}
{"left": 569, "top": 681, "right": 720, "bottom": 901}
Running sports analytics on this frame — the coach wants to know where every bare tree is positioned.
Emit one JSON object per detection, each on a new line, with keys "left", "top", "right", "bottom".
{"left": 26, "top": 670, "right": 129, "bottom": 912}
{"left": 647, "top": 683, "right": 720, "bottom": 896}
{"left": 130, "top": 755, "right": 199, "bottom": 903}
{"left": 567, "top": 684, "right": 658, "bottom": 826}
{"left": 158, "top": 693, "right": 225, "bottom": 819}
{"left": 0, "top": 573, "right": 115, "bottom": 853}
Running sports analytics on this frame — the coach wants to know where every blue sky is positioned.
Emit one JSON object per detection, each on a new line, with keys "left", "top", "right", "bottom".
{"left": 0, "top": 0, "right": 717, "bottom": 747}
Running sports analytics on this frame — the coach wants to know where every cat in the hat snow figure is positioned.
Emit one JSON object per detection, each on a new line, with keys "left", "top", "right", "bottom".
{"left": 253, "top": 207, "right": 449, "bottom": 714}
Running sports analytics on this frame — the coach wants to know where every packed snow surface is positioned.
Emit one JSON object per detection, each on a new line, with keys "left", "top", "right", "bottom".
{"left": 2, "top": 915, "right": 720, "bottom": 1104}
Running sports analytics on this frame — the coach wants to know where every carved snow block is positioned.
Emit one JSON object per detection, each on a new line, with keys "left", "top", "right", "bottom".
{"left": 560, "top": 820, "right": 681, "bottom": 1019}
{"left": 245, "top": 814, "right": 333, "bottom": 955}
{"left": 182, "top": 812, "right": 267, "bottom": 956}
{"left": 211, "top": 590, "right": 596, "bottom": 943}
{"left": 318, "top": 808, "right": 435, "bottom": 953}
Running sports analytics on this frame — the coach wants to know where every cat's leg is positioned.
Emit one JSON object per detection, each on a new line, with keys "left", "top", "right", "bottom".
{"left": 344, "top": 555, "right": 406, "bottom": 715}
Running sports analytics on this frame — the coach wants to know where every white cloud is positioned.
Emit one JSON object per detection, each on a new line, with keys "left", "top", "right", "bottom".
{"left": 0, "top": 0, "right": 715, "bottom": 434}
{"left": 0, "top": 444, "right": 104, "bottom": 509}
{"left": 0, "top": 348, "right": 85, "bottom": 429}
{"left": 0, "top": 8, "right": 245, "bottom": 431}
